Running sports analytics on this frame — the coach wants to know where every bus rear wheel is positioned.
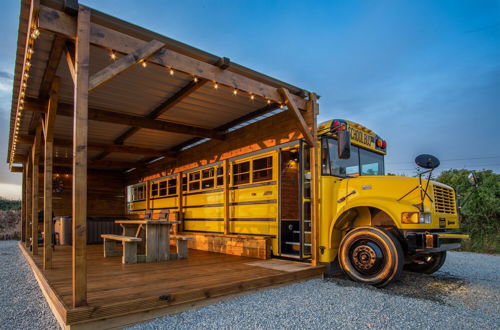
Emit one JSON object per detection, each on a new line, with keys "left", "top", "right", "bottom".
{"left": 404, "top": 252, "right": 447, "bottom": 274}
{"left": 338, "top": 227, "right": 404, "bottom": 287}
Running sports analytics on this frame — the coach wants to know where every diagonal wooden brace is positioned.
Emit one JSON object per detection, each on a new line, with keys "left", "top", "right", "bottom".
{"left": 278, "top": 87, "right": 316, "bottom": 146}
{"left": 89, "top": 39, "right": 165, "bottom": 92}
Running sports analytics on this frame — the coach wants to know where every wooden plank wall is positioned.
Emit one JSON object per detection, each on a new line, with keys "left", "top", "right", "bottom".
{"left": 36, "top": 171, "right": 126, "bottom": 217}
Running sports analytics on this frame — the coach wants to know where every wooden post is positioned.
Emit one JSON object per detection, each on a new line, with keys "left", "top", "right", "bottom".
{"left": 176, "top": 173, "right": 183, "bottom": 233}
{"left": 72, "top": 5, "right": 90, "bottom": 308}
{"left": 25, "top": 158, "right": 32, "bottom": 248}
{"left": 308, "top": 93, "right": 319, "bottom": 266}
{"left": 43, "top": 77, "right": 60, "bottom": 270}
{"left": 223, "top": 160, "right": 230, "bottom": 235}
{"left": 32, "top": 125, "right": 42, "bottom": 255}
{"left": 21, "top": 165, "right": 27, "bottom": 242}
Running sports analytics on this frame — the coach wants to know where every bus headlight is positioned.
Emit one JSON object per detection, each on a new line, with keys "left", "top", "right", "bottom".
{"left": 401, "top": 212, "right": 432, "bottom": 224}
{"left": 420, "top": 212, "right": 432, "bottom": 224}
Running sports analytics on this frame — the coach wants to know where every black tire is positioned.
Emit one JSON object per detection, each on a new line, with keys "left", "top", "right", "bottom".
{"left": 338, "top": 227, "right": 404, "bottom": 287}
{"left": 405, "top": 251, "right": 447, "bottom": 274}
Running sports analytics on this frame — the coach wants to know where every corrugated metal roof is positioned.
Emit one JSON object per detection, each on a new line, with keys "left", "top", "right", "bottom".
{"left": 7, "top": 0, "right": 313, "bottom": 172}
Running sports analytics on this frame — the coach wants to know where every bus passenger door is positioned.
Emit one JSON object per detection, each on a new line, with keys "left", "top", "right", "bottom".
{"left": 279, "top": 142, "right": 310, "bottom": 259}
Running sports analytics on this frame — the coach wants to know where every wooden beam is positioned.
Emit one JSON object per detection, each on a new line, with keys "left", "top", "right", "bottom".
{"left": 307, "top": 93, "right": 319, "bottom": 267}
{"left": 65, "top": 42, "right": 76, "bottom": 84}
{"left": 21, "top": 166, "right": 27, "bottom": 242}
{"left": 37, "top": 5, "right": 308, "bottom": 109}
{"left": 43, "top": 77, "right": 60, "bottom": 270}
{"left": 31, "top": 125, "right": 42, "bottom": 255}
{"left": 24, "top": 100, "right": 225, "bottom": 140}
{"left": 223, "top": 159, "right": 230, "bottom": 235}
{"left": 25, "top": 158, "right": 32, "bottom": 248}
{"left": 12, "top": 166, "right": 23, "bottom": 173}
{"left": 168, "top": 102, "right": 280, "bottom": 154}
{"left": 278, "top": 88, "right": 315, "bottom": 146}
{"left": 39, "top": 36, "right": 66, "bottom": 100}
{"left": 73, "top": 5, "right": 90, "bottom": 308}
{"left": 17, "top": 134, "right": 175, "bottom": 157}
{"left": 113, "top": 79, "right": 208, "bottom": 145}
{"left": 63, "top": 0, "right": 79, "bottom": 16}
{"left": 89, "top": 40, "right": 164, "bottom": 92}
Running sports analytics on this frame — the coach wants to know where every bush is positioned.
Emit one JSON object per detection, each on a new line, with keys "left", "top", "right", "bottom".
{"left": 0, "top": 197, "right": 21, "bottom": 211}
{"left": 436, "top": 169, "right": 500, "bottom": 254}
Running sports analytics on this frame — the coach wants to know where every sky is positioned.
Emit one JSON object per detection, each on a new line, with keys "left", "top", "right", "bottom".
{"left": 0, "top": 0, "right": 499, "bottom": 199}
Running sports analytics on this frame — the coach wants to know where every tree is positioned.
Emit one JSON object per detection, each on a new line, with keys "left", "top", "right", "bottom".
{"left": 436, "top": 169, "right": 499, "bottom": 253}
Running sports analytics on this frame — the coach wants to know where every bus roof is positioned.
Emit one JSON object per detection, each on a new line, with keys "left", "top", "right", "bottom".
{"left": 318, "top": 119, "right": 387, "bottom": 155}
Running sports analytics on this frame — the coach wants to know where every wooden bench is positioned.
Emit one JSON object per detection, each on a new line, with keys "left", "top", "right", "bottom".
{"left": 170, "top": 235, "right": 193, "bottom": 259}
{"left": 101, "top": 234, "right": 142, "bottom": 264}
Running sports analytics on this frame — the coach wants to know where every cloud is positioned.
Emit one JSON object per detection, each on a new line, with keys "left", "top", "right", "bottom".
{"left": 0, "top": 71, "right": 14, "bottom": 80}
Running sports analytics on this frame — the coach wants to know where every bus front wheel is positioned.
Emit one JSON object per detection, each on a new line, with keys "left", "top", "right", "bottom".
{"left": 338, "top": 227, "right": 404, "bottom": 287}
{"left": 404, "top": 252, "right": 447, "bottom": 274}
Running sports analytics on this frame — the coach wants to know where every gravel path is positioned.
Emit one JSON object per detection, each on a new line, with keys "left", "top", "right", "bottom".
{"left": 0, "top": 241, "right": 58, "bottom": 330}
{"left": 0, "top": 240, "right": 498, "bottom": 329}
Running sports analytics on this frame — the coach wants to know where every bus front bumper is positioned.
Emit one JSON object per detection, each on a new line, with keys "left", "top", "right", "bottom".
{"left": 404, "top": 232, "right": 470, "bottom": 253}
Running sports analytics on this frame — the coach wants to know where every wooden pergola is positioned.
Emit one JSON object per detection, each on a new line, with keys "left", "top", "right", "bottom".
{"left": 7, "top": 0, "right": 320, "bottom": 316}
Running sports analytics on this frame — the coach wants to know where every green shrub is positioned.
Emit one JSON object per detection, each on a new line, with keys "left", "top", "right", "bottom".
{"left": 436, "top": 169, "right": 500, "bottom": 254}
{"left": 0, "top": 197, "right": 21, "bottom": 211}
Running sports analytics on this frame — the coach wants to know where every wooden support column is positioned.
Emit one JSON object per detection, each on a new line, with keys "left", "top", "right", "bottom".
{"left": 308, "top": 93, "right": 319, "bottom": 266}
{"left": 223, "top": 159, "right": 230, "bottom": 235}
{"left": 43, "top": 77, "right": 60, "bottom": 270}
{"left": 31, "top": 126, "right": 42, "bottom": 255}
{"left": 177, "top": 173, "right": 183, "bottom": 233}
{"left": 25, "top": 158, "right": 32, "bottom": 248}
{"left": 21, "top": 166, "right": 27, "bottom": 242}
{"left": 72, "top": 5, "right": 90, "bottom": 308}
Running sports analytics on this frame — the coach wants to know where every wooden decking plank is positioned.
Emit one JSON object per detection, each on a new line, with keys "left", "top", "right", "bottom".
{"left": 22, "top": 244, "right": 324, "bottom": 327}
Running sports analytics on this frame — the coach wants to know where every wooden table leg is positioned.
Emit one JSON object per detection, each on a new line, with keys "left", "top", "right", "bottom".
{"left": 158, "top": 224, "right": 170, "bottom": 261}
{"left": 145, "top": 223, "right": 158, "bottom": 262}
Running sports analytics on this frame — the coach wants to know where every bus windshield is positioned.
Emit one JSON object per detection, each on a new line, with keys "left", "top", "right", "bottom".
{"left": 321, "top": 138, "right": 385, "bottom": 177}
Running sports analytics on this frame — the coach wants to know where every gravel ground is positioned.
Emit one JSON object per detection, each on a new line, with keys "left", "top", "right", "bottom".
{"left": 0, "top": 240, "right": 498, "bottom": 329}
{"left": 0, "top": 241, "right": 58, "bottom": 330}
{"left": 129, "top": 251, "right": 500, "bottom": 330}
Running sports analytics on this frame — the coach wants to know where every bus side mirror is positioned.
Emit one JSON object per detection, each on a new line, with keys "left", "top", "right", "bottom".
{"left": 468, "top": 172, "right": 479, "bottom": 186}
{"left": 337, "top": 130, "right": 351, "bottom": 159}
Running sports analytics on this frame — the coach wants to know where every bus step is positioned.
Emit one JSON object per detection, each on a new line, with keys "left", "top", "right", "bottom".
{"left": 280, "top": 253, "right": 301, "bottom": 259}
{"left": 285, "top": 241, "right": 300, "bottom": 246}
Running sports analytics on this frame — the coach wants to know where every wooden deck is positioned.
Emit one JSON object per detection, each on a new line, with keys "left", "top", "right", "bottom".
{"left": 19, "top": 243, "right": 324, "bottom": 329}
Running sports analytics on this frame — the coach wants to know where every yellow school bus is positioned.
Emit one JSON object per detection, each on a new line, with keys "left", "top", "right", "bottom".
{"left": 128, "top": 118, "right": 468, "bottom": 287}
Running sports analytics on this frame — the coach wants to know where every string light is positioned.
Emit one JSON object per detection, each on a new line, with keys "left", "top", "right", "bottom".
{"left": 25, "top": 61, "right": 31, "bottom": 68}
{"left": 280, "top": 104, "right": 284, "bottom": 109}
{"left": 213, "top": 82, "right": 218, "bottom": 89}
{"left": 110, "top": 51, "right": 117, "bottom": 60}
{"left": 169, "top": 67, "right": 174, "bottom": 76}
{"left": 141, "top": 60, "right": 147, "bottom": 68}
{"left": 28, "top": 48, "right": 34, "bottom": 55}
{"left": 250, "top": 94, "right": 255, "bottom": 100}
{"left": 193, "top": 76, "right": 198, "bottom": 83}
{"left": 267, "top": 99, "right": 271, "bottom": 104}
{"left": 233, "top": 89, "right": 238, "bottom": 96}
{"left": 31, "top": 28, "right": 40, "bottom": 39}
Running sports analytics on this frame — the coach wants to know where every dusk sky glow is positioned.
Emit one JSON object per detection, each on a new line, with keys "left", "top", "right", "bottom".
{"left": 0, "top": 0, "right": 499, "bottom": 199}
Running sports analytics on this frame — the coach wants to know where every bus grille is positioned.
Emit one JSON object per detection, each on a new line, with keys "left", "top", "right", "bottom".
{"left": 433, "top": 185, "right": 456, "bottom": 214}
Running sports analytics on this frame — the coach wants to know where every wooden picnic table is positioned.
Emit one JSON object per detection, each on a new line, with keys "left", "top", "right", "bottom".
{"left": 115, "top": 220, "right": 180, "bottom": 262}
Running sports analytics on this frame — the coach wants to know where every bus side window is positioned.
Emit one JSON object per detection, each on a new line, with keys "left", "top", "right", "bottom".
{"left": 189, "top": 171, "right": 201, "bottom": 191}
{"left": 252, "top": 156, "right": 272, "bottom": 182}
{"left": 216, "top": 166, "right": 224, "bottom": 186}
{"left": 151, "top": 182, "right": 158, "bottom": 197}
{"left": 201, "top": 168, "right": 215, "bottom": 189}
{"left": 233, "top": 161, "right": 250, "bottom": 185}
{"left": 182, "top": 176, "right": 187, "bottom": 192}
{"left": 167, "top": 178, "right": 177, "bottom": 195}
